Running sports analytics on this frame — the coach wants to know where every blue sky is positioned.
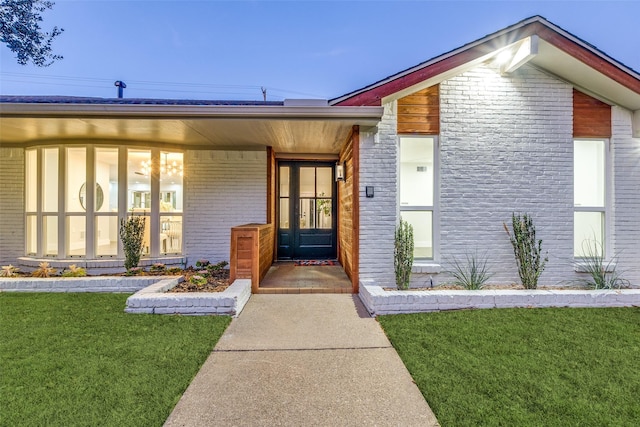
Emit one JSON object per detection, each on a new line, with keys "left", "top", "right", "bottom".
{"left": 1, "top": 0, "right": 639, "bottom": 101}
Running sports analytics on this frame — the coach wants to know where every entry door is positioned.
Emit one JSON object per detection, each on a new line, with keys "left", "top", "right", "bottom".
{"left": 277, "top": 162, "right": 337, "bottom": 259}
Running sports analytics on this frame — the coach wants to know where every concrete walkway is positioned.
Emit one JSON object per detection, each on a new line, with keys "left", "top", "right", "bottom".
{"left": 164, "top": 294, "right": 439, "bottom": 426}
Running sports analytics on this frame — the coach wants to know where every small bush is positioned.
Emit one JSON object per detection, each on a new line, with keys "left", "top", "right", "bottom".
{"left": 395, "top": 219, "right": 414, "bottom": 290}
{"left": 119, "top": 216, "right": 145, "bottom": 271}
{"left": 32, "top": 262, "right": 56, "bottom": 278}
{"left": 195, "top": 259, "right": 210, "bottom": 268}
{"left": 167, "top": 267, "right": 182, "bottom": 275}
{"left": 574, "top": 238, "right": 630, "bottom": 289}
{"left": 207, "top": 261, "right": 228, "bottom": 272}
{"left": 125, "top": 267, "right": 144, "bottom": 276}
{"left": 61, "top": 264, "right": 87, "bottom": 277}
{"left": 150, "top": 263, "right": 166, "bottom": 273}
{"left": 1, "top": 264, "right": 19, "bottom": 277}
{"left": 189, "top": 275, "right": 207, "bottom": 287}
{"left": 503, "top": 213, "right": 548, "bottom": 289}
{"left": 445, "top": 251, "right": 493, "bottom": 290}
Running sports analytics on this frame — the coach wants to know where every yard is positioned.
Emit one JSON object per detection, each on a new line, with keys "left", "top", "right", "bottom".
{"left": 378, "top": 308, "right": 640, "bottom": 426}
{"left": 0, "top": 293, "right": 230, "bottom": 427}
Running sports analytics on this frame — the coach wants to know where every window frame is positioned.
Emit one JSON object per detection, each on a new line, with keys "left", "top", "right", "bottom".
{"left": 573, "top": 138, "right": 611, "bottom": 259}
{"left": 398, "top": 135, "right": 439, "bottom": 261}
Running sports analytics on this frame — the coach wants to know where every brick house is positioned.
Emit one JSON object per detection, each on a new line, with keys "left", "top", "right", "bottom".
{"left": 1, "top": 16, "right": 639, "bottom": 290}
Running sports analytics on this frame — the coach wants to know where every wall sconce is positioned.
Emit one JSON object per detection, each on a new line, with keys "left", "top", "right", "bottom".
{"left": 335, "top": 162, "right": 345, "bottom": 182}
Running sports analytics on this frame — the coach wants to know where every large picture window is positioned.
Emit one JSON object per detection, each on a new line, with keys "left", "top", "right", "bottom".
{"left": 399, "top": 136, "right": 437, "bottom": 259}
{"left": 24, "top": 146, "right": 184, "bottom": 259}
{"left": 574, "top": 139, "right": 606, "bottom": 257}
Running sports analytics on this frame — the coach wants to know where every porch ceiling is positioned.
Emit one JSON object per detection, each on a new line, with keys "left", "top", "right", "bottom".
{"left": 0, "top": 104, "right": 383, "bottom": 153}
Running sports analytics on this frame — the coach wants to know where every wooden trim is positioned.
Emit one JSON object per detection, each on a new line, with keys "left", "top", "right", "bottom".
{"left": 352, "top": 126, "right": 360, "bottom": 294}
{"left": 266, "top": 146, "right": 277, "bottom": 263}
{"left": 397, "top": 85, "right": 440, "bottom": 134}
{"left": 335, "top": 20, "right": 640, "bottom": 106}
{"left": 573, "top": 89, "right": 612, "bottom": 138}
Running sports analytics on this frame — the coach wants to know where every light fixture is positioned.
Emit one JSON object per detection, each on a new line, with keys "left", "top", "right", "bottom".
{"left": 335, "top": 162, "right": 345, "bottom": 182}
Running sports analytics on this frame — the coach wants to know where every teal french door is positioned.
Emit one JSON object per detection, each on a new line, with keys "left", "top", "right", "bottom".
{"left": 277, "top": 161, "right": 337, "bottom": 259}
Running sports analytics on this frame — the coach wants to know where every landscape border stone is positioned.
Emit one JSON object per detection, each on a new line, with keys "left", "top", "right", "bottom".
{"left": 125, "top": 278, "right": 251, "bottom": 317}
{"left": 359, "top": 281, "right": 640, "bottom": 316}
{"left": 0, "top": 276, "right": 166, "bottom": 293}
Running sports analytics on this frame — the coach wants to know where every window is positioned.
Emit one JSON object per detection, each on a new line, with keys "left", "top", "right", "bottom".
{"left": 24, "top": 146, "right": 184, "bottom": 259}
{"left": 399, "top": 136, "right": 437, "bottom": 259}
{"left": 574, "top": 139, "right": 606, "bottom": 257}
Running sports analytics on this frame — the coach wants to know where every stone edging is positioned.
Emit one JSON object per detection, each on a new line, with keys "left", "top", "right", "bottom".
{"left": 359, "top": 282, "right": 640, "bottom": 316}
{"left": 125, "top": 278, "right": 251, "bottom": 317}
{"left": 0, "top": 276, "right": 166, "bottom": 293}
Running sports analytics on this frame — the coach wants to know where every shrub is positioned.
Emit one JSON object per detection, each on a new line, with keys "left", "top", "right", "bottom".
{"left": 207, "top": 261, "right": 228, "bottom": 272}
{"left": 150, "top": 263, "right": 166, "bottom": 273}
{"left": 574, "top": 238, "right": 630, "bottom": 289}
{"left": 167, "top": 267, "right": 182, "bottom": 275}
{"left": 395, "top": 219, "right": 414, "bottom": 290}
{"left": 189, "top": 275, "right": 207, "bottom": 287}
{"left": 32, "top": 262, "right": 56, "bottom": 278}
{"left": 195, "top": 259, "right": 210, "bottom": 268}
{"left": 61, "top": 264, "right": 87, "bottom": 277}
{"left": 119, "top": 216, "right": 145, "bottom": 271}
{"left": 125, "top": 267, "right": 144, "bottom": 276}
{"left": 1, "top": 264, "right": 19, "bottom": 277}
{"left": 503, "top": 213, "right": 548, "bottom": 289}
{"left": 445, "top": 251, "right": 493, "bottom": 290}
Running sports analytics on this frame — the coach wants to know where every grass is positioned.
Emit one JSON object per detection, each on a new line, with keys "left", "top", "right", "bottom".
{"left": 0, "top": 293, "right": 231, "bottom": 427}
{"left": 378, "top": 308, "right": 640, "bottom": 426}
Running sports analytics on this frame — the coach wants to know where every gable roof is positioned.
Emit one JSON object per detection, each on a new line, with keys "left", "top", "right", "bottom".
{"left": 331, "top": 16, "right": 640, "bottom": 110}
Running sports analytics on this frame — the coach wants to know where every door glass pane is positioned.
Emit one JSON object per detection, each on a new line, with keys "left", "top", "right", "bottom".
{"left": 299, "top": 167, "right": 315, "bottom": 198}
{"left": 96, "top": 148, "right": 118, "bottom": 213}
{"left": 299, "top": 199, "right": 315, "bottom": 229}
{"left": 160, "top": 152, "right": 183, "bottom": 213}
{"left": 279, "top": 166, "right": 290, "bottom": 197}
{"left": 279, "top": 198, "right": 290, "bottom": 229}
{"left": 401, "top": 211, "right": 433, "bottom": 259}
{"left": 574, "top": 140, "right": 605, "bottom": 207}
{"left": 95, "top": 216, "right": 118, "bottom": 256}
{"left": 128, "top": 150, "right": 151, "bottom": 211}
{"left": 26, "top": 149, "right": 37, "bottom": 212}
{"left": 42, "top": 148, "right": 58, "bottom": 212}
{"left": 161, "top": 216, "right": 182, "bottom": 254}
{"left": 66, "top": 147, "right": 86, "bottom": 212}
{"left": 26, "top": 215, "right": 37, "bottom": 255}
{"left": 43, "top": 216, "right": 58, "bottom": 256}
{"left": 400, "top": 136, "right": 434, "bottom": 207}
{"left": 66, "top": 216, "right": 86, "bottom": 257}
{"left": 317, "top": 199, "right": 332, "bottom": 229}
{"left": 575, "top": 212, "right": 604, "bottom": 257}
{"left": 316, "top": 167, "right": 332, "bottom": 197}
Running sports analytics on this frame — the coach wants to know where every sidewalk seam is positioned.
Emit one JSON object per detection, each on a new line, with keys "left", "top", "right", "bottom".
{"left": 214, "top": 346, "right": 393, "bottom": 352}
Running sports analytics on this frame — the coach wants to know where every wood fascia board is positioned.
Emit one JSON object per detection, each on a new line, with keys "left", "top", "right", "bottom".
{"left": 334, "top": 18, "right": 640, "bottom": 106}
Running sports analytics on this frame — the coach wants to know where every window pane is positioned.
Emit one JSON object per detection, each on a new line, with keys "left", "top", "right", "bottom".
{"left": 95, "top": 216, "right": 118, "bottom": 256}
{"left": 161, "top": 216, "right": 182, "bottom": 254}
{"left": 26, "top": 215, "right": 37, "bottom": 255}
{"left": 128, "top": 150, "right": 151, "bottom": 211}
{"left": 317, "top": 199, "right": 332, "bottom": 229}
{"left": 66, "top": 216, "right": 86, "bottom": 257}
{"left": 401, "top": 211, "right": 433, "bottom": 259}
{"left": 575, "top": 212, "right": 604, "bottom": 257}
{"left": 160, "top": 152, "right": 183, "bottom": 213}
{"left": 43, "top": 216, "right": 58, "bottom": 256}
{"left": 25, "top": 150, "right": 37, "bottom": 212}
{"left": 299, "top": 199, "right": 315, "bottom": 229}
{"left": 279, "top": 198, "right": 290, "bottom": 229}
{"left": 96, "top": 148, "right": 118, "bottom": 213}
{"left": 299, "top": 167, "right": 315, "bottom": 198}
{"left": 279, "top": 166, "right": 290, "bottom": 197}
{"left": 137, "top": 216, "right": 151, "bottom": 256}
{"left": 66, "top": 147, "right": 86, "bottom": 212}
{"left": 42, "top": 148, "right": 58, "bottom": 212}
{"left": 400, "top": 136, "right": 434, "bottom": 207}
{"left": 316, "top": 167, "right": 332, "bottom": 197}
{"left": 574, "top": 140, "right": 605, "bottom": 207}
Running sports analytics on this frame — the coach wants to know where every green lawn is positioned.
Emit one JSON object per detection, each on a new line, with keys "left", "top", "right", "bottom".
{"left": 0, "top": 293, "right": 231, "bottom": 427}
{"left": 378, "top": 308, "right": 640, "bottom": 426}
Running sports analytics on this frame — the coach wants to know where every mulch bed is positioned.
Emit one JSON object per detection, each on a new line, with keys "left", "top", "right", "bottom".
{"left": 167, "top": 267, "right": 230, "bottom": 293}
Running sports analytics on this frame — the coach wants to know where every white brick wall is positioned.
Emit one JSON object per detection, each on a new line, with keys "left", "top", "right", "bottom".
{"left": 184, "top": 150, "right": 266, "bottom": 266}
{"left": 435, "top": 64, "right": 575, "bottom": 287}
{"left": 359, "top": 102, "right": 397, "bottom": 284}
{"left": 0, "top": 147, "right": 24, "bottom": 266}
{"left": 612, "top": 107, "right": 640, "bottom": 284}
